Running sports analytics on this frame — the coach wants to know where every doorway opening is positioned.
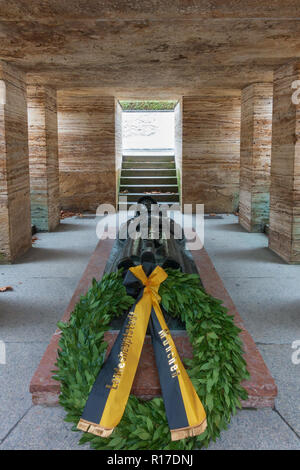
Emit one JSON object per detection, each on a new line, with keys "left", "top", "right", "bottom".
{"left": 116, "top": 100, "right": 182, "bottom": 211}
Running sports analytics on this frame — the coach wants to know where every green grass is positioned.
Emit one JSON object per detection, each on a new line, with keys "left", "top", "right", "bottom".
{"left": 120, "top": 100, "right": 177, "bottom": 111}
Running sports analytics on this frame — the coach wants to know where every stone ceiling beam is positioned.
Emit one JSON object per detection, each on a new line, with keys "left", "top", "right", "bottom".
{"left": 1, "top": 1, "right": 300, "bottom": 21}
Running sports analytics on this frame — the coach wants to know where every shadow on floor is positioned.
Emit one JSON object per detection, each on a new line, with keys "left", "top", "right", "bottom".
{"left": 212, "top": 246, "right": 286, "bottom": 265}
{"left": 211, "top": 223, "right": 248, "bottom": 233}
{"left": 16, "top": 247, "right": 92, "bottom": 264}
{"left": 55, "top": 222, "right": 92, "bottom": 232}
{"left": 0, "top": 298, "right": 67, "bottom": 338}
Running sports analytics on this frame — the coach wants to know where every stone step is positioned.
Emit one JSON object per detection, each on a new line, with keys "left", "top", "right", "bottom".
{"left": 120, "top": 176, "right": 178, "bottom": 185}
{"left": 118, "top": 201, "right": 181, "bottom": 211}
{"left": 122, "top": 161, "right": 176, "bottom": 169}
{"left": 121, "top": 168, "right": 177, "bottom": 177}
{"left": 123, "top": 154, "right": 175, "bottom": 162}
{"left": 120, "top": 184, "right": 178, "bottom": 193}
{"left": 119, "top": 192, "right": 180, "bottom": 202}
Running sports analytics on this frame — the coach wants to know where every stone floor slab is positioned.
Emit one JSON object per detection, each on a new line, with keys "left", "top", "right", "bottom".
{"left": 259, "top": 344, "right": 300, "bottom": 436}
{"left": 0, "top": 342, "right": 48, "bottom": 441}
{"left": 220, "top": 276, "right": 300, "bottom": 344}
{"left": 0, "top": 405, "right": 89, "bottom": 450}
{"left": 207, "top": 409, "right": 300, "bottom": 450}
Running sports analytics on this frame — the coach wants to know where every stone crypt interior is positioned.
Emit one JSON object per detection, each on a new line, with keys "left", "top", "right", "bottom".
{"left": 0, "top": 1, "right": 300, "bottom": 449}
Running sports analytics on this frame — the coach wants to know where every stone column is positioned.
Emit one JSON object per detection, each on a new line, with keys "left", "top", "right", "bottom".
{"left": 239, "top": 83, "right": 273, "bottom": 232}
{"left": 58, "top": 91, "right": 116, "bottom": 211}
{"left": 0, "top": 61, "right": 32, "bottom": 263}
{"left": 27, "top": 85, "right": 60, "bottom": 231}
{"left": 182, "top": 93, "right": 241, "bottom": 213}
{"left": 269, "top": 63, "right": 300, "bottom": 263}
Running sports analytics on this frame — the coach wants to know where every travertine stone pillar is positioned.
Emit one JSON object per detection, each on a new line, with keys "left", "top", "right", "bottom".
{"left": 27, "top": 85, "right": 60, "bottom": 231}
{"left": 269, "top": 64, "right": 300, "bottom": 263}
{"left": 182, "top": 93, "right": 241, "bottom": 213}
{"left": 239, "top": 83, "right": 273, "bottom": 232}
{"left": 58, "top": 91, "right": 116, "bottom": 211}
{"left": 0, "top": 62, "right": 31, "bottom": 263}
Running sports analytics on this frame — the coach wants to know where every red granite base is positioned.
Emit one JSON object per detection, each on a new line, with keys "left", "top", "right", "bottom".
{"left": 30, "top": 237, "right": 277, "bottom": 407}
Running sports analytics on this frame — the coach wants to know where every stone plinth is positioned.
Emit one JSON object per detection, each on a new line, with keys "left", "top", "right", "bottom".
{"left": 30, "top": 237, "right": 277, "bottom": 408}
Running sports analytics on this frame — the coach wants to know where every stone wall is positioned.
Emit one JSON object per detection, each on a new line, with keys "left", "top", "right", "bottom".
{"left": 122, "top": 111, "right": 174, "bottom": 150}
{"left": 0, "top": 62, "right": 31, "bottom": 263}
{"left": 182, "top": 93, "right": 241, "bottom": 213}
{"left": 57, "top": 90, "right": 116, "bottom": 211}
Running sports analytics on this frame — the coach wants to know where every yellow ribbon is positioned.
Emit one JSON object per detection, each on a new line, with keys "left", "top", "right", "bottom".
{"left": 131, "top": 266, "right": 207, "bottom": 440}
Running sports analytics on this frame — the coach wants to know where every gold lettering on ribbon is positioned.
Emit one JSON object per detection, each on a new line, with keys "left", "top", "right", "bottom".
{"left": 158, "top": 329, "right": 181, "bottom": 378}
{"left": 106, "top": 311, "right": 137, "bottom": 390}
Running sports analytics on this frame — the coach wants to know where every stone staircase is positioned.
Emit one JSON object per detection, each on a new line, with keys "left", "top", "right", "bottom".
{"left": 118, "top": 152, "right": 180, "bottom": 210}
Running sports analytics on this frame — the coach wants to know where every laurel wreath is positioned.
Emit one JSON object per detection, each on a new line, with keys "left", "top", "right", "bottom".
{"left": 53, "top": 269, "right": 249, "bottom": 450}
